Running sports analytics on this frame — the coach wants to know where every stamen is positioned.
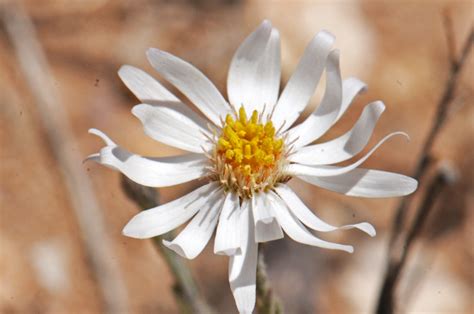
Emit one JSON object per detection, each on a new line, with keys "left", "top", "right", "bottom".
{"left": 268, "top": 100, "right": 278, "bottom": 119}
{"left": 275, "top": 119, "right": 286, "bottom": 136}
{"left": 260, "top": 103, "right": 267, "bottom": 121}
{"left": 211, "top": 105, "right": 288, "bottom": 198}
{"left": 201, "top": 130, "right": 215, "bottom": 143}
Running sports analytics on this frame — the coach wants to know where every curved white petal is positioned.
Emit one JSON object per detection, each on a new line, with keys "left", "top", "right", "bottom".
{"left": 272, "top": 30, "right": 335, "bottom": 131}
{"left": 132, "top": 103, "right": 212, "bottom": 153}
{"left": 88, "top": 129, "right": 208, "bottom": 187}
{"left": 289, "top": 101, "right": 385, "bottom": 165}
{"left": 122, "top": 182, "right": 219, "bottom": 239}
{"left": 286, "top": 132, "right": 408, "bottom": 177}
{"left": 285, "top": 49, "right": 343, "bottom": 147}
{"left": 227, "top": 21, "right": 280, "bottom": 114}
{"left": 229, "top": 199, "right": 258, "bottom": 314}
{"left": 88, "top": 128, "right": 114, "bottom": 146}
{"left": 147, "top": 48, "right": 231, "bottom": 126}
{"left": 269, "top": 192, "right": 353, "bottom": 253}
{"left": 299, "top": 168, "right": 418, "bottom": 198}
{"left": 275, "top": 184, "right": 375, "bottom": 236}
{"left": 337, "top": 77, "right": 367, "bottom": 122}
{"left": 163, "top": 191, "right": 224, "bottom": 259}
{"left": 252, "top": 193, "right": 283, "bottom": 243}
{"left": 214, "top": 192, "right": 241, "bottom": 256}
{"left": 118, "top": 65, "right": 178, "bottom": 102}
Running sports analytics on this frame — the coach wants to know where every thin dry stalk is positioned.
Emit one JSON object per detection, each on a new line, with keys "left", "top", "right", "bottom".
{"left": 256, "top": 250, "right": 283, "bottom": 314}
{"left": 377, "top": 164, "right": 457, "bottom": 314}
{"left": 1, "top": 3, "right": 128, "bottom": 313}
{"left": 377, "top": 12, "right": 472, "bottom": 314}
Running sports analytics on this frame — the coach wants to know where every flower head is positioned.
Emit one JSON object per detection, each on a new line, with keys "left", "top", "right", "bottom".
{"left": 88, "top": 20, "right": 417, "bottom": 313}
{"left": 212, "top": 106, "right": 289, "bottom": 198}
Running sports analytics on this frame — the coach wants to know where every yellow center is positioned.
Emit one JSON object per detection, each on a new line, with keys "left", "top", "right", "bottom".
{"left": 213, "top": 106, "right": 287, "bottom": 198}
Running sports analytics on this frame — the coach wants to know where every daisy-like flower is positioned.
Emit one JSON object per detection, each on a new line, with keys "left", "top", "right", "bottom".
{"left": 88, "top": 20, "right": 417, "bottom": 313}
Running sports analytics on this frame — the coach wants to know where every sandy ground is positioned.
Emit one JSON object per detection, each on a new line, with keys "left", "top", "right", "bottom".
{"left": 0, "top": 0, "right": 473, "bottom": 313}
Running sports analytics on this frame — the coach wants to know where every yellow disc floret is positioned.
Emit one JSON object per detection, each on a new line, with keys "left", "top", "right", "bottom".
{"left": 212, "top": 106, "right": 288, "bottom": 198}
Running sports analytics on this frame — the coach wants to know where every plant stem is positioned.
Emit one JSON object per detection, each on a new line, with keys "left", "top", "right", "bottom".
{"left": 256, "top": 249, "right": 283, "bottom": 314}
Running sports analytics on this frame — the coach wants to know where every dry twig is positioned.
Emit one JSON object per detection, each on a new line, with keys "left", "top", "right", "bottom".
{"left": 1, "top": 3, "right": 128, "bottom": 313}
{"left": 377, "top": 163, "right": 457, "bottom": 314}
{"left": 377, "top": 12, "right": 472, "bottom": 314}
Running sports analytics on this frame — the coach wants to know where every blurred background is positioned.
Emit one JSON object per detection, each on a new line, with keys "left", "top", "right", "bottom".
{"left": 0, "top": 0, "right": 473, "bottom": 313}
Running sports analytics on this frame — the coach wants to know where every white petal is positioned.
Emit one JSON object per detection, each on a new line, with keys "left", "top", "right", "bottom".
{"left": 122, "top": 182, "right": 219, "bottom": 239}
{"left": 286, "top": 132, "right": 408, "bottom": 177}
{"left": 214, "top": 192, "right": 241, "bottom": 256}
{"left": 252, "top": 192, "right": 275, "bottom": 224}
{"left": 229, "top": 199, "right": 258, "bottom": 314}
{"left": 337, "top": 77, "right": 367, "bottom": 122}
{"left": 88, "top": 129, "right": 208, "bottom": 187}
{"left": 256, "top": 28, "right": 281, "bottom": 113}
{"left": 147, "top": 48, "right": 231, "bottom": 126}
{"left": 289, "top": 101, "right": 385, "bottom": 165}
{"left": 269, "top": 192, "right": 354, "bottom": 253}
{"left": 272, "top": 30, "right": 335, "bottom": 131}
{"left": 163, "top": 191, "right": 224, "bottom": 259}
{"left": 285, "top": 49, "right": 342, "bottom": 148}
{"left": 275, "top": 184, "right": 375, "bottom": 236}
{"left": 254, "top": 28, "right": 281, "bottom": 115}
{"left": 118, "top": 65, "right": 178, "bottom": 102}
{"left": 227, "top": 21, "right": 278, "bottom": 114}
{"left": 88, "top": 128, "right": 114, "bottom": 145}
{"left": 229, "top": 199, "right": 252, "bottom": 282}
{"left": 299, "top": 168, "right": 418, "bottom": 198}
{"left": 254, "top": 220, "right": 283, "bottom": 244}
{"left": 252, "top": 193, "right": 283, "bottom": 243}
{"left": 132, "top": 103, "right": 212, "bottom": 153}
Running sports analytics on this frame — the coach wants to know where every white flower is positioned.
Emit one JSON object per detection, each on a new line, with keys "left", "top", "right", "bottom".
{"left": 88, "top": 20, "right": 417, "bottom": 313}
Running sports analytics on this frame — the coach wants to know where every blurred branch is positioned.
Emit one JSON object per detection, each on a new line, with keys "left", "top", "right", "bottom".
{"left": 442, "top": 9, "right": 456, "bottom": 66}
{"left": 0, "top": 3, "right": 128, "bottom": 313}
{"left": 256, "top": 250, "right": 283, "bottom": 314}
{"left": 120, "top": 176, "right": 215, "bottom": 314}
{"left": 377, "top": 164, "right": 457, "bottom": 314}
{"left": 403, "top": 164, "right": 458, "bottom": 253}
{"left": 378, "top": 12, "right": 472, "bottom": 314}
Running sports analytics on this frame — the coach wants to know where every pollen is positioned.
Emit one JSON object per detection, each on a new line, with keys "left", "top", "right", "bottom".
{"left": 212, "top": 106, "right": 288, "bottom": 198}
